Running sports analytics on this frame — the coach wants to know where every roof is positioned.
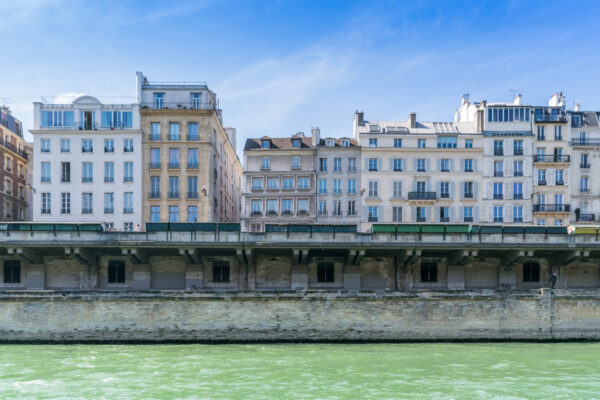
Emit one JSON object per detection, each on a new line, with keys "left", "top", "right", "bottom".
{"left": 317, "top": 137, "right": 359, "bottom": 147}
{"left": 569, "top": 111, "right": 599, "bottom": 128}
{"left": 0, "top": 108, "right": 23, "bottom": 137}
{"left": 359, "top": 120, "right": 479, "bottom": 135}
{"left": 244, "top": 136, "right": 314, "bottom": 151}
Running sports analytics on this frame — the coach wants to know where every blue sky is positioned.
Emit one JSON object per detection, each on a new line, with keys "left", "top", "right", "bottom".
{"left": 2, "top": 0, "right": 600, "bottom": 157}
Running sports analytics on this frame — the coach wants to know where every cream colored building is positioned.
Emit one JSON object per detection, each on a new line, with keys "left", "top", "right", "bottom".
{"left": 138, "top": 72, "right": 242, "bottom": 224}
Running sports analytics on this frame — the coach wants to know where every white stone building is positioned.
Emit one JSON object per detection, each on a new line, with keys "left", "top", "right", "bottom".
{"left": 30, "top": 96, "right": 143, "bottom": 230}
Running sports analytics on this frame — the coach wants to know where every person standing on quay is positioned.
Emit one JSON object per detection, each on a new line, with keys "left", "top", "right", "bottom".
{"left": 550, "top": 271, "right": 558, "bottom": 289}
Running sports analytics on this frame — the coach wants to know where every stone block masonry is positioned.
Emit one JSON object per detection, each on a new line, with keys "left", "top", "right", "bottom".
{"left": 1, "top": 290, "right": 599, "bottom": 342}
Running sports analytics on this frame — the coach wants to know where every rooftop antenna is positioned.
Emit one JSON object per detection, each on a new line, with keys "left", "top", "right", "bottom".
{"left": 509, "top": 89, "right": 520, "bottom": 101}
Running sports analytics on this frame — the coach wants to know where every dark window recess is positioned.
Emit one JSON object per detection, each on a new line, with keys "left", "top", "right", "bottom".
{"left": 317, "top": 262, "right": 334, "bottom": 283}
{"left": 108, "top": 261, "right": 126, "bottom": 283}
{"left": 3, "top": 260, "right": 20, "bottom": 284}
{"left": 421, "top": 262, "right": 438, "bottom": 283}
{"left": 523, "top": 262, "right": 540, "bottom": 282}
{"left": 213, "top": 261, "right": 230, "bottom": 283}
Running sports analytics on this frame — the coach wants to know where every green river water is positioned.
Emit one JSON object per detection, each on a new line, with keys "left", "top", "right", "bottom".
{"left": 0, "top": 343, "right": 599, "bottom": 399}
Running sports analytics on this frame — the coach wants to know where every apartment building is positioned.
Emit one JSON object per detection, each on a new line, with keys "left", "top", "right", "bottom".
{"left": 314, "top": 128, "right": 361, "bottom": 226}
{"left": 241, "top": 132, "right": 316, "bottom": 232}
{"left": 353, "top": 111, "right": 483, "bottom": 231}
{"left": 0, "top": 107, "right": 30, "bottom": 221}
{"left": 138, "top": 72, "right": 242, "bottom": 224}
{"left": 30, "top": 96, "right": 142, "bottom": 229}
{"left": 568, "top": 107, "right": 600, "bottom": 223}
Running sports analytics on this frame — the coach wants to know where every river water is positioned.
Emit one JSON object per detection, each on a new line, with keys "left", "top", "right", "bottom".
{"left": 0, "top": 343, "right": 599, "bottom": 399}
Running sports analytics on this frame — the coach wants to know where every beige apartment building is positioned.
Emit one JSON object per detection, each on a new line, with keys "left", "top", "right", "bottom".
{"left": 241, "top": 132, "right": 316, "bottom": 232}
{"left": 138, "top": 72, "right": 242, "bottom": 224}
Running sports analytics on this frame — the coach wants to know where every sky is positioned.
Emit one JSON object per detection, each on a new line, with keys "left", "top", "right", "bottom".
{"left": 2, "top": 0, "right": 600, "bottom": 159}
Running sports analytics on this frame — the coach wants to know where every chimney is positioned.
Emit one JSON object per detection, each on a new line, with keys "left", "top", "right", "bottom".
{"left": 513, "top": 93, "right": 522, "bottom": 105}
{"left": 409, "top": 112, "right": 417, "bottom": 129}
{"left": 549, "top": 92, "right": 559, "bottom": 107}
{"left": 311, "top": 127, "right": 320, "bottom": 147}
{"left": 461, "top": 93, "right": 470, "bottom": 105}
{"left": 354, "top": 111, "right": 364, "bottom": 126}
{"left": 574, "top": 103, "right": 580, "bottom": 112}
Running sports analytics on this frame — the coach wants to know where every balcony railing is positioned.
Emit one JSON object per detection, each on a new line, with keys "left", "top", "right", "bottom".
{"left": 123, "top": 177, "right": 134, "bottom": 183}
{"left": 187, "top": 163, "right": 199, "bottom": 169}
{"left": 104, "top": 177, "right": 114, "bottom": 183}
{"left": 82, "top": 177, "right": 93, "bottom": 183}
{"left": 514, "top": 149, "right": 524, "bottom": 156}
{"left": 78, "top": 122, "right": 98, "bottom": 130}
{"left": 149, "top": 135, "right": 161, "bottom": 141}
{"left": 493, "top": 194, "right": 503, "bottom": 199}
{"left": 440, "top": 193, "right": 450, "bottom": 199}
{"left": 579, "top": 213, "right": 595, "bottom": 222}
{"left": 534, "top": 112, "right": 568, "bottom": 123}
{"left": 149, "top": 191, "right": 160, "bottom": 199}
{"left": 123, "top": 208, "right": 133, "bottom": 214}
{"left": 440, "top": 217, "right": 450, "bottom": 222}
{"left": 464, "top": 217, "right": 474, "bottom": 222}
{"left": 187, "top": 192, "right": 199, "bottom": 199}
{"left": 494, "top": 149, "right": 503, "bottom": 156}
{"left": 464, "top": 192, "right": 474, "bottom": 198}
{"left": 533, "top": 204, "right": 570, "bottom": 212}
{"left": 416, "top": 216, "right": 426, "bottom": 222}
{"left": 581, "top": 163, "right": 591, "bottom": 169}
{"left": 168, "top": 163, "right": 180, "bottom": 169}
{"left": 1, "top": 140, "right": 28, "bottom": 160}
{"left": 408, "top": 191, "right": 436, "bottom": 200}
{"left": 149, "top": 162, "right": 161, "bottom": 169}
{"left": 570, "top": 139, "right": 600, "bottom": 146}
{"left": 103, "top": 208, "right": 113, "bottom": 214}
{"left": 513, "top": 194, "right": 523, "bottom": 200}
{"left": 141, "top": 101, "right": 219, "bottom": 111}
{"left": 168, "top": 192, "right": 180, "bottom": 199}
{"left": 494, "top": 171, "right": 504, "bottom": 177}
{"left": 514, "top": 171, "right": 524, "bottom": 177}
{"left": 533, "top": 155, "right": 570, "bottom": 162}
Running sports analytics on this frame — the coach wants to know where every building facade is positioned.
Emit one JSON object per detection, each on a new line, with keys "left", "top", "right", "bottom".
{"left": 0, "top": 107, "right": 30, "bottom": 221}
{"left": 241, "top": 132, "right": 317, "bottom": 232}
{"left": 30, "top": 96, "right": 143, "bottom": 229}
{"left": 138, "top": 72, "right": 242, "bottom": 224}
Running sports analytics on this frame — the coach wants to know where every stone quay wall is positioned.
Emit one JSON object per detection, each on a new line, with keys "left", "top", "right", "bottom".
{"left": 1, "top": 290, "right": 599, "bottom": 342}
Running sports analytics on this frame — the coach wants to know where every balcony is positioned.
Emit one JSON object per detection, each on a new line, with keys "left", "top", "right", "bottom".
{"left": 494, "top": 171, "right": 504, "bottom": 177}
{"left": 514, "top": 217, "right": 523, "bottom": 223}
{"left": 514, "top": 149, "right": 524, "bottom": 156}
{"left": 1, "top": 140, "right": 28, "bottom": 160}
{"left": 187, "top": 192, "right": 199, "bottom": 199}
{"left": 534, "top": 112, "right": 568, "bottom": 123}
{"left": 408, "top": 191, "right": 436, "bottom": 200}
{"left": 440, "top": 217, "right": 450, "bottom": 222}
{"left": 514, "top": 171, "right": 524, "bottom": 177}
{"left": 168, "top": 163, "right": 180, "bottom": 169}
{"left": 104, "top": 177, "right": 114, "bottom": 183}
{"left": 82, "top": 177, "right": 93, "bottom": 183}
{"left": 187, "top": 162, "right": 199, "bottom": 169}
{"left": 493, "top": 194, "right": 503, "bottom": 199}
{"left": 534, "top": 155, "right": 570, "bottom": 163}
{"left": 124, "top": 177, "right": 133, "bottom": 183}
{"left": 578, "top": 213, "right": 595, "bottom": 222}
{"left": 513, "top": 194, "right": 523, "bottom": 200}
{"left": 168, "top": 192, "right": 180, "bottom": 199}
{"left": 533, "top": 204, "right": 570, "bottom": 212}
{"left": 148, "top": 191, "right": 160, "bottom": 199}
{"left": 494, "top": 149, "right": 503, "bottom": 156}
{"left": 464, "top": 192, "right": 474, "bottom": 198}
{"left": 78, "top": 122, "right": 98, "bottom": 130}
{"left": 149, "top": 162, "right": 161, "bottom": 169}
{"left": 104, "top": 147, "right": 114, "bottom": 153}
{"left": 440, "top": 193, "right": 450, "bottom": 199}
{"left": 149, "top": 135, "right": 161, "bottom": 141}
{"left": 494, "top": 218, "right": 504, "bottom": 223}
{"left": 464, "top": 217, "right": 473, "bottom": 222}
{"left": 416, "top": 216, "right": 426, "bottom": 222}
{"left": 124, "top": 147, "right": 134, "bottom": 153}
{"left": 570, "top": 139, "right": 600, "bottom": 146}
{"left": 581, "top": 163, "right": 591, "bottom": 169}
{"left": 123, "top": 208, "right": 133, "bottom": 214}
{"left": 141, "top": 101, "right": 219, "bottom": 111}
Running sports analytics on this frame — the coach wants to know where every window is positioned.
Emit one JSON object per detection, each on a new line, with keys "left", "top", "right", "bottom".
{"left": 318, "top": 200, "right": 327, "bottom": 216}
{"left": 417, "top": 159, "right": 426, "bottom": 172}
{"left": 465, "top": 139, "right": 473, "bottom": 149}
{"left": 537, "top": 126, "right": 545, "bottom": 141}
{"left": 123, "top": 162, "right": 133, "bottom": 182}
{"left": 537, "top": 219, "right": 546, "bottom": 226}
{"left": 317, "top": 262, "right": 334, "bottom": 283}
{"left": 82, "top": 193, "right": 93, "bottom": 214}
{"left": 514, "top": 161, "right": 523, "bottom": 177}
{"left": 440, "top": 182, "right": 449, "bottom": 198}
{"left": 513, "top": 182, "right": 523, "bottom": 199}
{"left": 418, "top": 139, "right": 426, "bottom": 148}
{"left": 581, "top": 177, "right": 589, "bottom": 192}
{"left": 82, "top": 139, "right": 93, "bottom": 153}
{"left": 488, "top": 107, "right": 529, "bottom": 122}
{"left": 82, "top": 162, "right": 93, "bottom": 183}
{"left": 369, "top": 125, "right": 380, "bottom": 132}
{"left": 298, "top": 177, "right": 309, "bottom": 190}
{"left": 368, "top": 206, "right": 378, "bottom": 222}
{"left": 494, "top": 161, "right": 503, "bottom": 177}
{"left": 340, "top": 139, "right": 350, "bottom": 147}
{"left": 124, "top": 139, "right": 134, "bottom": 152}
{"left": 4, "top": 156, "right": 11, "bottom": 172}
{"left": 368, "top": 181, "right": 378, "bottom": 197}
{"left": 416, "top": 181, "right": 426, "bottom": 193}
{"left": 319, "top": 158, "right": 328, "bottom": 172}
{"left": 291, "top": 156, "right": 301, "bottom": 169}
{"left": 187, "top": 176, "right": 198, "bottom": 199}
{"left": 61, "top": 139, "right": 70, "bottom": 152}
{"left": 393, "top": 158, "right": 403, "bottom": 171}
{"left": 493, "top": 140, "right": 503, "bottom": 155}
{"left": 123, "top": 192, "right": 133, "bottom": 213}
{"left": 150, "top": 123, "right": 161, "bottom": 140}
{"left": 261, "top": 156, "right": 270, "bottom": 169}
{"left": 440, "top": 206, "right": 450, "bottom": 222}
{"left": 493, "top": 183, "right": 503, "bottom": 199}
{"left": 187, "top": 206, "right": 198, "bottom": 222}
{"left": 103, "top": 192, "right": 114, "bottom": 213}
{"left": 61, "top": 193, "right": 70, "bottom": 214}
{"left": 394, "top": 138, "right": 402, "bottom": 148}
{"left": 555, "top": 169, "right": 564, "bottom": 185}
{"left": 369, "top": 138, "right": 377, "bottom": 148}
{"left": 493, "top": 206, "right": 503, "bottom": 222}
{"left": 319, "top": 179, "right": 327, "bottom": 194}
{"left": 417, "top": 206, "right": 426, "bottom": 222}
{"left": 293, "top": 139, "right": 301, "bottom": 147}
{"left": 464, "top": 182, "right": 473, "bottom": 198}
{"left": 421, "top": 262, "right": 437, "bottom": 283}
{"left": 251, "top": 200, "right": 262, "bottom": 214}
{"left": 523, "top": 262, "right": 540, "bottom": 282}
{"left": 41, "top": 193, "right": 51, "bottom": 214}
{"left": 169, "top": 205, "right": 179, "bottom": 222}
{"left": 150, "top": 177, "right": 160, "bottom": 198}
{"left": 464, "top": 206, "right": 473, "bottom": 222}
{"left": 333, "top": 158, "right": 342, "bottom": 172}
{"left": 104, "top": 162, "right": 114, "bottom": 183}
{"left": 348, "top": 179, "right": 356, "bottom": 194}
{"left": 169, "top": 122, "right": 180, "bottom": 140}
{"left": 537, "top": 169, "right": 546, "bottom": 185}
{"left": 581, "top": 154, "right": 590, "bottom": 168}
{"left": 437, "top": 136, "right": 457, "bottom": 149}
{"left": 60, "top": 162, "right": 70, "bottom": 183}
{"left": 252, "top": 177, "right": 263, "bottom": 190}
{"left": 150, "top": 148, "right": 161, "bottom": 168}
{"left": 513, "top": 206, "right": 523, "bottom": 222}
{"left": 348, "top": 158, "right": 357, "bottom": 172}
{"left": 152, "top": 93, "right": 164, "bottom": 109}
{"left": 282, "top": 199, "right": 293, "bottom": 214}
{"left": 368, "top": 158, "right": 378, "bottom": 171}
{"left": 3, "top": 260, "right": 20, "bottom": 284}
{"left": 41, "top": 139, "right": 51, "bottom": 152}
{"left": 105, "top": 139, "right": 114, "bottom": 153}
{"left": 347, "top": 201, "right": 356, "bottom": 216}
{"left": 513, "top": 140, "right": 523, "bottom": 155}
{"left": 393, "top": 206, "right": 402, "bottom": 222}
{"left": 267, "top": 177, "right": 279, "bottom": 190}
{"left": 213, "top": 261, "right": 230, "bottom": 283}
{"left": 108, "top": 261, "right": 125, "bottom": 284}
{"left": 283, "top": 177, "right": 294, "bottom": 189}
{"left": 441, "top": 159, "right": 450, "bottom": 172}
{"left": 41, "top": 110, "right": 74, "bottom": 127}
{"left": 169, "top": 177, "right": 180, "bottom": 198}
{"left": 333, "top": 179, "right": 342, "bottom": 194}
{"left": 41, "top": 161, "right": 51, "bottom": 182}
{"left": 169, "top": 148, "right": 180, "bottom": 168}
{"left": 188, "top": 122, "right": 199, "bottom": 140}
{"left": 464, "top": 159, "right": 473, "bottom": 172}
{"left": 101, "top": 111, "right": 132, "bottom": 128}
{"left": 325, "top": 139, "right": 335, "bottom": 147}
{"left": 393, "top": 181, "right": 402, "bottom": 198}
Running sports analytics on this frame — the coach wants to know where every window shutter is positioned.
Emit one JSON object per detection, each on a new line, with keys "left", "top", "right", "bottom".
{"left": 377, "top": 158, "right": 382, "bottom": 171}
{"left": 450, "top": 182, "right": 455, "bottom": 198}
{"left": 474, "top": 182, "right": 479, "bottom": 199}
{"left": 411, "top": 206, "right": 416, "bottom": 222}
{"left": 450, "top": 159, "right": 454, "bottom": 172}
{"left": 364, "top": 158, "right": 369, "bottom": 171}
{"left": 474, "top": 159, "right": 478, "bottom": 172}
{"left": 434, "top": 206, "right": 439, "bottom": 222}
{"left": 389, "top": 158, "right": 394, "bottom": 171}
{"left": 378, "top": 206, "right": 383, "bottom": 222}
{"left": 449, "top": 206, "right": 454, "bottom": 222}
{"left": 473, "top": 206, "right": 479, "bottom": 223}
{"left": 459, "top": 206, "right": 464, "bottom": 221}
{"left": 363, "top": 206, "right": 368, "bottom": 222}
{"left": 460, "top": 158, "right": 465, "bottom": 171}
{"left": 507, "top": 183, "right": 513, "bottom": 199}
{"left": 403, "top": 159, "right": 407, "bottom": 171}
{"left": 412, "top": 158, "right": 417, "bottom": 171}
{"left": 427, "top": 206, "right": 432, "bottom": 222}
{"left": 436, "top": 181, "right": 441, "bottom": 196}
{"left": 524, "top": 204, "right": 531, "bottom": 222}
{"left": 426, "top": 158, "right": 430, "bottom": 172}
{"left": 436, "top": 158, "right": 441, "bottom": 172}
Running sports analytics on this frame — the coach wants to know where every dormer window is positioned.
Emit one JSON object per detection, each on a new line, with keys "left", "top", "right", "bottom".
{"left": 293, "top": 139, "right": 300, "bottom": 148}
{"left": 262, "top": 140, "right": 270, "bottom": 149}
{"left": 369, "top": 124, "right": 380, "bottom": 132}
{"left": 340, "top": 139, "right": 350, "bottom": 147}
{"left": 325, "top": 139, "right": 335, "bottom": 147}
{"left": 572, "top": 115, "right": 581, "bottom": 128}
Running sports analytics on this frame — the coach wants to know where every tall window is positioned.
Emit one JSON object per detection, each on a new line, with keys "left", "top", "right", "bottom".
{"left": 465, "top": 139, "right": 473, "bottom": 149}
{"left": 61, "top": 162, "right": 70, "bottom": 183}
{"left": 82, "top": 162, "right": 93, "bottom": 183}
{"left": 188, "top": 206, "right": 198, "bottom": 222}
{"left": 298, "top": 177, "right": 309, "bottom": 190}
{"left": 291, "top": 156, "right": 301, "bottom": 169}
{"left": 514, "top": 160, "right": 523, "bottom": 177}
{"left": 41, "top": 193, "right": 51, "bottom": 214}
{"left": 493, "top": 206, "right": 503, "bottom": 222}
{"left": 332, "top": 200, "right": 341, "bottom": 216}
{"left": 368, "top": 181, "right": 378, "bottom": 197}
{"left": 318, "top": 200, "right": 327, "bottom": 216}
{"left": 169, "top": 122, "right": 180, "bottom": 140}
{"left": 123, "top": 192, "right": 133, "bottom": 213}
{"left": 104, "top": 192, "right": 114, "bottom": 213}
{"left": 440, "top": 206, "right": 450, "bottom": 222}
{"left": 187, "top": 148, "right": 199, "bottom": 169}
{"left": 150, "top": 123, "right": 161, "bottom": 140}
{"left": 333, "top": 179, "right": 342, "bottom": 194}
{"left": 333, "top": 158, "right": 342, "bottom": 172}
{"left": 418, "top": 139, "right": 426, "bottom": 148}
{"left": 368, "top": 158, "right": 378, "bottom": 171}
{"left": 537, "top": 126, "right": 545, "bottom": 140}
{"left": 154, "top": 93, "right": 164, "bottom": 109}
{"left": 3, "top": 260, "right": 20, "bottom": 284}
{"left": 393, "top": 158, "right": 403, "bottom": 171}
{"left": 581, "top": 177, "right": 589, "bottom": 192}
{"left": 417, "top": 159, "right": 426, "bottom": 172}
{"left": 464, "top": 206, "right": 473, "bottom": 222}
{"left": 169, "top": 177, "right": 180, "bottom": 198}
{"left": 319, "top": 158, "right": 328, "bottom": 172}
{"left": 188, "top": 122, "right": 199, "bottom": 140}
{"left": 251, "top": 200, "right": 262, "bottom": 214}
{"left": 150, "top": 148, "right": 161, "bottom": 168}
{"left": 555, "top": 169, "right": 564, "bottom": 185}
{"left": 124, "top": 139, "right": 133, "bottom": 152}
{"left": 441, "top": 159, "right": 450, "bottom": 172}
{"left": 319, "top": 179, "right": 327, "bottom": 194}
{"left": 393, "top": 181, "right": 402, "bottom": 198}
{"left": 61, "top": 193, "right": 70, "bottom": 214}
{"left": 82, "top": 193, "right": 93, "bottom": 214}
{"left": 61, "top": 139, "right": 70, "bottom": 153}
{"left": 463, "top": 181, "right": 473, "bottom": 198}
{"left": 440, "top": 182, "right": 449, "bottom": 198}
{"left": 191, "top": 93, "right": 201, "bottom": 109}
{"left": 393, "top": 206, "right": 402, "bottom": 222}
{"left": 41, "top": 162, "right": 51, "bottom": 182}
{"left": 348, "top": 158, "right": 356, "bottom": 172}
{"left": 169, "top": 206, "right": 179, "bottom": 222}
{"left": 368, "top": 206, "right": 378, "bottom": 222}
{"left": 348, "top": 179, "right": 356, "bottom": 194}
{"left": 493, "top": 182, "right": 503, "bottom": 199}
{"left": 493, "top": 140, "right": 503, "bottom": 155}
{"left": 188, "top": 176, "right": 198, "bottom": 198}
{"left": 123, "top": 162, "right": 133, "bottom": 182}
{"left": 150, "top": 176, "right": 160, "bottom": 198}
{"left": 267, "top": 177, "right": 278, "bottom": 190}
{"left": 537, "top": 169, "right": 546, "bottom": 184}
{"left": 283, "top": 177, "right": 294, "bottom": 189}
{"left": 417, "top": 206, "right": 426, "bottom": 222}
{"left": 104, "top": 139, "right": 114, "bottom": 153}
{"left": 513, "top": 139, "right": 523, "bottom": 155}
{"left": 261, "top": 156, "right": 270, "bottom": 169}
{"left": 40, "top": 138, "right": 51, "bottom": 152}
{"left": 513, "top": 182, "right": 523, "bottom": 199}
{"left": 282, "top": 199, "right": 293, "bottom": 214}
{"left": 369, "top": 138, "right": 377, "bottom": 148}
{"left": 347, "top": 200, "right": 356, "bottom": 216}
{"left": 317, "top": 262, "right": 334, "bottom": 283}
{"left": 494, "top": 161, "right": 503, "bottom": 177}
{"left": 82, "top": 139, "right": 93, "bottom": 153}
{"left": 464, "top": 159, "right": 473, "bottom": 172}
{"left": 169, "top": 148, "right": 180, "bottom": 168}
